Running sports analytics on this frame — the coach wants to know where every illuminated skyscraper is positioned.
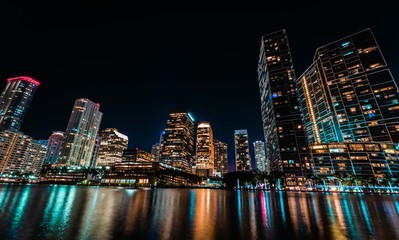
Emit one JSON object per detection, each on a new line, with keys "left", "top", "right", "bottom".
{"left": 45, "top": 131, "right": 64, "bottom": 164}
{"left": 297, "top": 28, "right": 399, "bottom": 144}
{"left": 60, "top": 98, "right": 103, "bottom": 167}
{"left": 234, "top": 129, "right": 251, "bottom": 171}
{"left": 296, "top": 29, "right": 399, "bottom": 177}
{"left": 0, "top": 76, "right": 40, "bottom": 131}
{"left": 258, "top": 29, "right": 311, "bottom": 184}
{"left": 160, "top": 112, "right": 195, "bottom": 172}
{"left": 96, "top": 128, "right": 128, "bottom": 166}
{"left": 253, "top": 141, "right": 267, "bottom": 172}
{"left": 214, "top": 139, "right": 228, "bottom": 176}
{"left": 195, "top": 122, "right": 214, "bottom": 177}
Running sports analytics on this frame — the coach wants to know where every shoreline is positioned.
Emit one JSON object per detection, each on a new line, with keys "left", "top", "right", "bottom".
{"left": 1, "top": 182, "right": 398, "bottom": 195}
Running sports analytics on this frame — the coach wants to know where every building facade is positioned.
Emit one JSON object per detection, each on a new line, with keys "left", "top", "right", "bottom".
{"left": 295, "top": 28, "right": 399, "bottom": 178}
{"left": 257, "top": 29, "right": 311, "bottom": 184}
{"left": 214, "top": 139, "right": 228, "bottom": 177}
{"left": 96, "top": 128, "right": 128, "bottom": 167}
{"left": 253, "top": 141, "right": 267, "bottom": 172}
{"left": 297, "top": 29, "right": 399, "bottom": 144}
{"left": 195, "top": 122, "right": 214, "bottom": 177}
{"left": 24, "top": 139, "right": 47, "bottom": 175}
{"left": 160, "top": 112, "right": 195, "bottom": 172}
{"left": 90, "top": 136, "right": 102, "bottom": 168}
{"left": 309, "top": 142, "right": 399, "bottom": 177}
{"left": 45, "top": 131, "right": 64, "bottom": 164}
{"left": 234, "top": 129, "right": 251, "bottom": 171}
{"left": 60, "top": 98, "right": 103, "bottom": 167}
{"left": 122, "top": 148, "right": 155, "bottom": 162}
{"left": 0, "top": 130, "right": 32, "bottom": 174}
{"left": 151, "top": 143, "right": 161, "bottom": 162}
{"left": 0, "top": 76, "right": 40, "bottom": 131}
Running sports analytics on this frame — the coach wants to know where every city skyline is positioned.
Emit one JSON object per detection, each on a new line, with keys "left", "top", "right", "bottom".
{"left": 0, "top": 2, "right": 398, "bottom": 172}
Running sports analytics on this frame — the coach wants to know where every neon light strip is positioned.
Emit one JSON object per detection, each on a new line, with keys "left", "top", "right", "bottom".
{"left": 7, "top": 76, "right": 40, "bottom": 86}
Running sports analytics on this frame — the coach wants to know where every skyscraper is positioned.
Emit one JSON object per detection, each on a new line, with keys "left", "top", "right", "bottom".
{"left": 253, "top": 141, "right": 267, "bottom": 172}
{"left": 296, "top": 29, "right": 399, "bottom": 177}
{"left": 297, "top": 28, "right": 399, "bottom": 144}
{"left": 160, "top": 112, "right": 195, "bottom": 172}
{"left": 60, "top": 98, "right": 103, "bottom": 167}
{"left": 45, "top": 131, "right": 64, "bottom": 164}
{"left": 96, "top": 128, "right": 128, "bottom": 167}
{"left": 234, "top": 129, "right": 251, "bottom": 171}
{"left": 195, "top": 122, "right": 214, "bottom": 177}
{"left": 0, "top": 76, "right": 40, "bottom": 131}
{"left": 257, "top": 29, "right": 311, "bottom": 184}
{"left": 214, "top": 139, "right": 228, "bottom": 176}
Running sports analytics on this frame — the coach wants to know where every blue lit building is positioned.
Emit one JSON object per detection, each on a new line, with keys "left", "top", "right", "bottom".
{"left": 297, "top": 29, "right": 399, "bottom": 177}
{"left": 297, "top": 29, "right": 399, "bottom": 144}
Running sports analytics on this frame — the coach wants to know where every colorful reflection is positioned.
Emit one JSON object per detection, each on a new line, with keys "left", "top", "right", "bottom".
{"left": 1, "top": 185, "right": 399, "bottom": 239}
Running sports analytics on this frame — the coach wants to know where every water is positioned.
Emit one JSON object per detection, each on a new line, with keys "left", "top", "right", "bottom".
{"left": 1, "top": 184, "right": 399, "bottom": 240}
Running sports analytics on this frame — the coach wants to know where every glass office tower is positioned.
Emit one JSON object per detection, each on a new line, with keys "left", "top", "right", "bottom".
{"left": 297, "top": 28, "right": 399, "bottom": 177}
{"left": 297, "top": 28, "right": 399, "bottom": 144}
{"left": 234, "top": 129, "right": 251, "bottom": 171}
{"left": 160, "top": 112, "right": 195, "bottom": 172}
{"left": 258, "top": 29, "right": 311, "bottom": 184}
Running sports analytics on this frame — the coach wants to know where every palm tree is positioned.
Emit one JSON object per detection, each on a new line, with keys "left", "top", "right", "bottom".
{"left": 333, "top": 172, "right": 347, "bottom": 191}
{"left": 269, "top": 170, "right": 284, "bottom": 190}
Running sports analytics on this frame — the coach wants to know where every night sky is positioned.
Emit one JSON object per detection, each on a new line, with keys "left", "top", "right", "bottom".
{"left": 0, "top": 1, "right": 397, "bottom": 171}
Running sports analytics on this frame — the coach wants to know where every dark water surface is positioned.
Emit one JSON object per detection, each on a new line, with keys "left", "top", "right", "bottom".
{"left": 1, "top": 184, "right": 399, "bottom": 239}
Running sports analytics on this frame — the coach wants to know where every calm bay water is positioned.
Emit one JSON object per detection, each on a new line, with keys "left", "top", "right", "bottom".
{"left": 1, "top": 184, "right": 399, "bottom": 239}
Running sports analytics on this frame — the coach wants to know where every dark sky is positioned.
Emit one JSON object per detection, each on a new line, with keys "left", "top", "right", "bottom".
{"left": 0, "top": 1, "right": 397, "bottom": 171}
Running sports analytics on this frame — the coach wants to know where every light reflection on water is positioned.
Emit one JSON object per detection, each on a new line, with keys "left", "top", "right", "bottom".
{"left": 1, "top": 184, "right": 399, "bottom": 239}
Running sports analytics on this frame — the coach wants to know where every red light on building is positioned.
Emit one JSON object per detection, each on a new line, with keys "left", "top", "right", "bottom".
{"left": 7, "top": 76, "right": 40, "bottom": 86}
{"left": 96, "top": 103, "right": 100, "bottom": 107}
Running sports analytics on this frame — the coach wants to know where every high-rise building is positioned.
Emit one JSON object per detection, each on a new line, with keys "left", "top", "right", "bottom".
{"left": 297, "top": 28, "right": 399, "bottom": 144}
{"left": 295, "top": 29, "right": 399, "bottom": 177}
{"left": 151, "top": 143, "right": 161, "bottom": 162}
{"left": 60, "top": 98, "right": 103, "bottom": 167}
{"left": 253, "top": 141, "right": 267, "bottom": 172}
{"left": 257, "top": 29, "right": 311, "bottom": 184}
{"left": 195, "top": 122, "right": 214, "bottom": 177}
{"left": 45, "top": 131, "right": 64, "bottom": 164}
{"left": 234, "top": 129, "right": 251, "bottom": 171}
{"left": 214, "top": 139, "right": 228, "bottom": 177}
{"left": 24, "top": 139, "right": 47, "bottom": 175}
{"left": 0, "top": 76, "right": 40, "bottom": 131}
{"left": 160, "top": 112, "right": 195, "bottom": 172}
{"left": 122, "top": 148, "right": 155, "bottom": 162}
{"left": 0, "top": 130, "right": 32, "bottom": 174}
{"left": 96, "top": 128, "right": 128, "bottom": 167}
